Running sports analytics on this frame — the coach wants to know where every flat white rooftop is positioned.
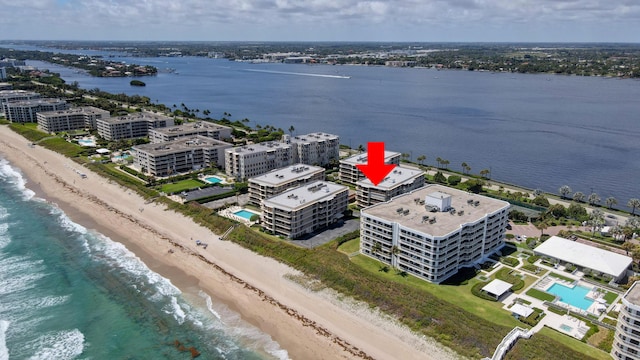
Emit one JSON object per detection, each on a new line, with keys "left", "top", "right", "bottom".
{"left": 250, "top": 164, "right": 324, "bottom": 186}
{"left": 624, "top": 281, "right": 640, "bottom": 306}
{"left": 38, "top": 106, "right": 108, "bottom": 116}
{"left": 228, "top": 142, "right": 290, "bottom": 154}
{"left": 153, "top": 121, "right": 230, "bottom": 135}
{"left": 289, "top": 132, "right": 339, "bottom": 143}
{"left": 101, "top": 112, "right": 171, "bottom": 124}
{"left": 263, "top": 181, "right": 347, "bottom": 211}
{"left": 341, "top": 150, "right": 401, "bottom": 165}
{"left": 357, "top": 165, "right": 424, "bottom": 189}
{"left": 511, "top": 303, "right": 534, "bottom": 318}
{"left": 534, "top": 236, "right": 632, "bottom": 278}
{"left": 134, "top": 135, "right": 230, "bottom": 156}
{"left": 362, "top": 184, "right": 510, "bottom": 237}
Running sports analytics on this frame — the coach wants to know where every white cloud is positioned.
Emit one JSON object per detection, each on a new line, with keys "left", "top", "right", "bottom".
{"left": 0, "top": 0, "right": 638, "bottom": 41}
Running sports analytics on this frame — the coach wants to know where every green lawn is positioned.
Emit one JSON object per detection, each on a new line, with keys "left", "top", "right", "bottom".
{"left": 160, "top": 179, "right": 206, "bottom": 194}
{"left": 536, "top": 327, "right": 611, "bottom": 360}
{"left": 526, "top": 288, "right": 556, "bottom": 301}
{"left": 337, "top": 238, "right": 360, "bottom": 255}
{"left": 351, "top": 254, "right": 521, "bottom": 328}
{"left": 548, "top": 272, "right": 574, "bottom": 282}
{"left": 603, "top": 291, "right": 619, "bottom": 305}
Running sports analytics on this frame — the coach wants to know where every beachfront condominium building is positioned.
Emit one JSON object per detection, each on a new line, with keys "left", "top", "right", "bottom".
{"left": 3, "top": 98, "right": 69, "bottom": 123}
{"left": 97, "top": 112, "right": 174, "bottom": 141}
{"left": 149, "top": 121, "right": 232, "bottom": 144}
{"left": 248, "top": 164, "right": 325, "bottom": 206}
{"left": 261, "top": 181, "right": 349, "bottom": 239}
{"left": 132, "top": 136, "right": 231, "bottom": 177}
{"left": 339, "top": 151, "right": 401, "bottom": 186}
{"left": 360, "top": 184, "right": 510, "bottom": 284}
{"left": 0, "top": 90, "right": 41, "bottom": 112}
{"left": 225, "top": 142, "right": 293, "bottom": 180}
{"left": 37, "top": 106, "right": 110, "bottom": 133}
{"left": 613, "top": 281, "right": 640, "bottom": 360}
{"left": 356, "top": 166, "right": 425, "bottom": 207}
{"left": 284, "top": 132, "right": 340, "bottom": 166}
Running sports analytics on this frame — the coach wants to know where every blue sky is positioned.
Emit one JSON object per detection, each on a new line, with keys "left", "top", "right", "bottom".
{"left": 1, "top": 0, "right": 638, "bottom": 42}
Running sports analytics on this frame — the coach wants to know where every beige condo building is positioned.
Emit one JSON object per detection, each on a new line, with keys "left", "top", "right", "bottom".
{"left": 149, "top": 121, "right": 232, "bottom": 144}
{"left": 132, "top": 136, "right": 231, "bottom": 177}
{"left": 97, "top": 112, "right": 174, "bottom": 141}
{"left": 356, "top": 166, "right": 425, "bottom": 207}
{"left": 225, "top": 142, "right": 293, "bottom": 180}
{"left": 37, "top": 106, "right": 110, "bottom": 133}
{"left": 261, "top": 181, "right": 349, "bottom": 239}
{"left": 360, "top": 184, "right": 510, "bottom": 283}
{"left": 248, "top": 164, "right": 325, "bottom": 206}
{"left": 3, "top": 98, "right": 68, "bottom": 123}
{"left": 284, "top": 132, "right": 340, "bottom": 166}
{"left": 339, "top": 151, "right": 401, "bottom": 186}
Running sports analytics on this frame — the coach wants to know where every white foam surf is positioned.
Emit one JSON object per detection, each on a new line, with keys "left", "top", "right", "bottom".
{"left": 198, "top": 291, "right": 291, "bottom": 360}
{"left": 25, "top": 329, "right": 84, "bottom": 360}
{"left": 0, "top": 320, "right": 9, "bottom": 360}
{"left": 0, "top": 159, "right": 35, "bottom": 200}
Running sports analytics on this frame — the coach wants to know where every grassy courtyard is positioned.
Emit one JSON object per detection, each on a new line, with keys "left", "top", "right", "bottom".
{"left": 160, "top": 179, "right": 206, "bottom": 194}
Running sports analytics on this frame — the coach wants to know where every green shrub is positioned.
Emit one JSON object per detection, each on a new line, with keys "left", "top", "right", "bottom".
{"left": 447, "top": 175, "right": 461, "bottom": 186}
{"left": 527, "top": 255, "right": 540, "bottom": 264}
{"left": 500, "top": 256, "right": 520, "bottom": 267}
{"left": 471, "top": 281, "right": 498, "bottom": 301}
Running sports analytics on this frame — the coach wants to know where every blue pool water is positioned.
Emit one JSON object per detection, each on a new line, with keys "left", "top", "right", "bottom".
{"left": 77, "top": 139, "right": 95, "bottom": 146}
{"left": 204, "top": 176, "right": 223, "bottom": 184}
{"left": 560, "top": 324, "right": 573, "bottom": 332}
{"left": 547, "top": 283, "right": 594, "bottom": 310}
{"left": 234, "top": 210, "right": 258, "bottom": 220}
{"left": 112, "top": 155, "right": 131, "bottom": 160}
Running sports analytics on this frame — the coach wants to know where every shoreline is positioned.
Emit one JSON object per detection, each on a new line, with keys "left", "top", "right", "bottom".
{"left": 0, "top": 125, "right": 459, "bottom": 359}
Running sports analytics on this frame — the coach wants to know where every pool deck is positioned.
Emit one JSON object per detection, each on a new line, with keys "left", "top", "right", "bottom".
{"left": 219, "top": 206, "right": 260, "bottom": 224}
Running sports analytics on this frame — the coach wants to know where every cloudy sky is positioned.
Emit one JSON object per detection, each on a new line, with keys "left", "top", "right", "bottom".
{"left": 1, "top": 0, "right": 638, "bottom": 42}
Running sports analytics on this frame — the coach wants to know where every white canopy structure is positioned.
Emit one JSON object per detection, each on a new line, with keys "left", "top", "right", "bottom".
{"left": 534, "top": 236, "right": 632, "bottom": 281}
{"left": 482, "top": 279, "right": 513, "bottom": 299}
{"left": 511, "top": 303, "right": 534, "bottom": 318}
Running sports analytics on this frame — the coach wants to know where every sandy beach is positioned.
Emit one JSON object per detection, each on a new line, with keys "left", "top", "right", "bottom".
{"left": 0, "top": 125, "right": 460, "bottom": 360}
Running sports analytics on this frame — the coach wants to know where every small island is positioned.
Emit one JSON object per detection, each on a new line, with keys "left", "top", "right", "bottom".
{"left": 130, "top": 80, "right": 146, "bottom": 87}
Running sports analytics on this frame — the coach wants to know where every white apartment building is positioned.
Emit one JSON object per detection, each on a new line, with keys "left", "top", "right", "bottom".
{"left": 0, "top": 90, "right": 41, "bottom": 114}
{"left": 360, "top": 184, "right": 510, "bottom": 283}
{"left": 3, "top": 98, "right": 68, "bottom": 123}
{"left": 261, "top": 181, "right": 349, "bottom": 239}
{"left": 339, "top": 151, "right": 401, "bottom": 185}
{"left": 356, "top": 166, "right": 425, "bottom": 207}
{"left": 37, "top": 106, "right": 110, "bottom": 133}
{"left": 613, "top": 281, "right": 640, "bottom": 360}
{"left": 284, "top": 132, "right": 340, "bottom": 166}
{"left": 248, "top": 164, "right": 325, "bottom": 206}
{"left": 97, "top": 112, "right": 174, "bottom": 141}
{"left": 149, "top": 121, "right": 232, "bottom": 144}
{"left": 132, "top": 136, "right": 231, "bottom": 177}
{"left": 225, "top": 142, "right": 293, "bottom": 180}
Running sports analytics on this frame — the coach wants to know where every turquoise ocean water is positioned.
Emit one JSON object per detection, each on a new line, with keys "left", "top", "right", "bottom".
{"left": 0, "top": 157, "right": 288, "bottom": 360}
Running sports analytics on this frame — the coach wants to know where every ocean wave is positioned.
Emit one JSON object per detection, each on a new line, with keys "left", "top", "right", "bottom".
{"left": 199, "top": 291, "right": 291, "bottom": 360}
{"left": 0, "top": 159, "right": 35, "bottom": 200}
{"left": 0, "top": 320, "right": 9, "bottom": 360}
{"left": 25, "top": 329, "right": 84, "bottom": 360}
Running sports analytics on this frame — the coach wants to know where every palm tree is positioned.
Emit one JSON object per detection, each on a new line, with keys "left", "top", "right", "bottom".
{"left": 391, "top": 245, "right": 400, "bottom": 267}
{"left": 588, "top": 209, "right": 605, "bottom": 235}
{"left": 605, "top": 197, "right": 618, "bottom": 209}
{"left": 357, "top": 144, "right": 365, "bottom": 153}
{"left": 417, "top": 155, "right": 426, "bottom": 166}
{"left": 288, "top": 125, "right": 295, "bottom": 137}
{"left": 535, "top": 217, "right": 549, "bottom": 238}
{"left": 441, "top": 159, "right": 450, "bottom": 169}
{"left": 401, "top": 153, "right": 410, "bottom": 162}
{"left": 628, "top": 198, "right": 640, "bottom": 215}
{"left": 573, "top": 192, "right": 585, "bottom": 203}
{"left": 621, "top": 241, "right": 636, "bottom": 255}
{"left": 372, "top": 242, "right": 382, "bottom": 259}
{"left": 559, "top": 185, "right": 572, "bottom": 199}
{"left": 461, "top": 162, "right": 468, "bottom": 174}
{"left": 587, "top": 192, "right": 601, "bottom": 206}
{"left": 479, "top": 169, "right": 490, "bottom": 179}
{"left": 435, "top": 157, "right": 442, "bottom": 168}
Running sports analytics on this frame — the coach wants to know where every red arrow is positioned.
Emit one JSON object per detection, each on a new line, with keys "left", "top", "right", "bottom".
{"left": 356, "top": 142, "right": 397, "bottom": 186}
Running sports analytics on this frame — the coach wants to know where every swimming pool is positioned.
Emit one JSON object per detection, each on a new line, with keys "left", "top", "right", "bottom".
{"left": 560, "top": 324, "right": 573, "bottom": 332}
{"left": 77, "top": 139, "right": 95, "bottom": 146}
{"left": 112, "top": 155, "right": 131, "bottom": 161}
{"left": 547, "top": 283, "right": 594, "bottom": 310}
{"left": 203, "top": 176, "right": 223, "bottom": 184}
{"left": 233, "top": 210, "right": 258, "bottom": 220}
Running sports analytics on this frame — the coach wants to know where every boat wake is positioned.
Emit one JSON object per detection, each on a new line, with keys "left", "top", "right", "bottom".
{"left": 243, "top": 69, "right": 351, "bottom": 79}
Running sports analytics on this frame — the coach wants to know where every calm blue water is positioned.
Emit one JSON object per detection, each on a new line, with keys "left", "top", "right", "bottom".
{"left": 233, "top": 210, "right": 258, "bottom": 220}
{"left": 0, "top": 158, "right": 288, "bottom": 360}
{"left": 4, "top": 44, "right": 639, "bottom": 209}
{"left": 547, "top": 283, "right": 594, "bottom": 311}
